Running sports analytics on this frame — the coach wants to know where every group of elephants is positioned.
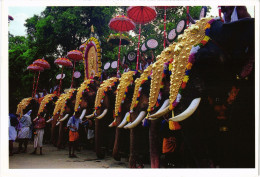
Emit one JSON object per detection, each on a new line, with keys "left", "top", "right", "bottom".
{"left": 16, "top": 17, "right": 255, "bottom": 168}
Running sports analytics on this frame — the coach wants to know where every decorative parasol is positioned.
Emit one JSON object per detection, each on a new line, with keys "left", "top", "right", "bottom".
{"left": 157, "top": 6, "right": 176, "bottom": 48}
{"left": 67, "top": 50, "right": 83, "bottom": 88}
{"left": 54, "top": 57, "right": 72, "bottom": 96}
{"left": 108, "top": 15, "right": 136, "bottom": 76}
{"left": 127, "top": 6, "right": 157, "bottom": 70}
{"left": 32, "top": 58, "right": 50, "bottom": 98}
{"left": 27, "top": 64, "right": 44, "bottom": 98}
{"left": 107, "top": 33, "right": 131, "bottom": 45}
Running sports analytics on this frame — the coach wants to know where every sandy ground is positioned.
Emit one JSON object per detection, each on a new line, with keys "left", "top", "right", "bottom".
{"left": 9, "top": 141, "right": 149, "bottom": 169}
{"left": 9, "top": 142, "right": 150, "bottom": 169}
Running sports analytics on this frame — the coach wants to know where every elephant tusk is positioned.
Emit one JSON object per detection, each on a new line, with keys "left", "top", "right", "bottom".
{"left": 33, "top": 116, "right": 38, "bottom": 122}
{"left": 124, "top": 122, "right": 131, "bottom": 129}
{"left": 149, "top": 99, "right": 169, "bottom": 118}
{"left": 46, "top": 117, "right": 53, "bottom": 123}
{"left": 96, "top": 109, "right": 108, "bottom": 119}
{"left": 79, "top": 109, "right": 86, "bottom": 120}
{"left": 148, "top": 106, "right": 170, "bottom": 120}
{"left": 85, "top": 113, "right": 94, "bottom": 119}
{"left": 56, "top": 121, "right": 60, "bottom": 126}
{"left": 118, "top": 112, "right": 129, "bottom": 128}
{"left": 169, "top": 98, "right": 201, "bottom": 122}
{"left": 124, "top": 111, "right": 146, "bottom": 129}
{"left": 108, "top": 121, "right": 115, "bottom": 127}
{"left": 59, "top": 114, "right": 69, "bottom": 122}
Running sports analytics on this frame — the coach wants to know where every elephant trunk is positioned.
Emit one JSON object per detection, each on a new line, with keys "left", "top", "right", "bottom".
{"left": 149, "top": 119, "right": 162, "bottom": 168}
{"left": 112, "top": 128, "right": 122, "bottom": 161}
{"left": 95, "top": 118, "right": 105, "bottom": 159}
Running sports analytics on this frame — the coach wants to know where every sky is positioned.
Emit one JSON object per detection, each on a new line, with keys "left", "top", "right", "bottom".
{"left": 8, "top": 6, "right": 255, "bottom": 37}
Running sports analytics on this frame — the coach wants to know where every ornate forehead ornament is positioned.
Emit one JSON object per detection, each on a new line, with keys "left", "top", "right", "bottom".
{"left": 114, "top": 71, "right": 137, "bottom": 117}
{"left": 95, "top": 77, "right": 119, "bottom": 109}
{"left": 38, "top": 94, "right": 57, "bottom": 114}
{"left": 74, "top": 79, "right": 94, "bottom": 112}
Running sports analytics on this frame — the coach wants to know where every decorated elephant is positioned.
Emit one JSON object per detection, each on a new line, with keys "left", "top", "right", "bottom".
{"left": 149, "top": 17, "right": 255, "bottom": 168}
{"left": 38, "top": 94, "right": 59, "bottom": 144}
{"left": 92, "top": 77, "right": 119, "bottom": 158}
{"left": 111, "top": 71, "right": 140, "bottom": 161}
{"left": 51, "top": 89, "right": 77, "bottom": 148}
{"left": 16, "top": 97, "right": 39, "bottom": 121}
{"left": 72, "top": 77, "right": 100, "bottom": 148}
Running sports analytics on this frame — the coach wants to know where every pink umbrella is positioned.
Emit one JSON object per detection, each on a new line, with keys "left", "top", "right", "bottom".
{"left": 67, "top": 50, "right": 83, "bottom": 88}
{"left": 127, "top": 6, "right": 157, "bottom": 70}
{"left": 157, "top": 6, "right": 176, "bottom": 48}
{"left": 27, "top": 64, "right": 44, "bottom": 97}
{"left": 54, "top": 57, "right": 72, "bottom": 96}
{"left": 109, "top": 15, "right": 135, "bottom": 76}
{"left": 32, "top": 58, "right": 50, "bottom": 97}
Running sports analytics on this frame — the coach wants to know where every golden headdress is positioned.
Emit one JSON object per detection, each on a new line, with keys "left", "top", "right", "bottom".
{"left": 130, "top": 65, "right": 153, "bottom": 112}
{"left": 94, "top": 77, "right": 119, "bottom": 109}
{"left": 114, "top": 71, "right": 136, "bottom": 117}
{"left": 74, "top": 79, "right": 94, "bottom": 112}
{"left": 16, "top": 97, "right": 32, "bottom": 117}
{"left": 169, "top": 18, "right": 213, "bottom": 109}
{"left": 38, "top": 94, "right": 57, "bottom": 115}
{"left": 147, "top": 43, "right": 177, "bottom": 112}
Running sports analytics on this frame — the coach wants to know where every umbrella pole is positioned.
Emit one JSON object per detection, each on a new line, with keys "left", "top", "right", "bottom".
{"left": 164, "top": 6, "right": 167, "bottom": 49}
{"left": 70, "top": 60, "right": 76, "bottom": 88}
{"left": 58, "top": 66, "right": 64, "bottom": 96}
{"left": 32, "top": 72, "right": 36, "bottom": 97}
{"left": 186, "top": 6, "right": 189, "bottom": 27}
{"left": 117, "top": 32, "right": 122, "bottom": 77}
{"left": 136, "top": 24, "right": 142, "bottom": 71}
{"left": 34, "top": 71, "right": 41, "bottom": 98}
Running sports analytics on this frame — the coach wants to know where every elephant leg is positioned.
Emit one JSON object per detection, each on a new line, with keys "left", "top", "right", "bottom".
{"left": 149, "top": 119, "right": 162, "bottom": 168}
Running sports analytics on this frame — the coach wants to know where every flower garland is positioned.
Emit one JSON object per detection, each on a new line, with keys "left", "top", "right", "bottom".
{"left": 169, "top": 18, "right": 216, "bottom": 111}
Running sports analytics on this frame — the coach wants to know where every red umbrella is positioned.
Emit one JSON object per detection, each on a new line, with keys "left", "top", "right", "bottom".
{"left": 157, "top": 6, "right": 176, "bottom": 48}
{"left": 27, "top": 64, "right": 44, "bottom": 98}
{"left": 67, "top": 50, "right": 83, "bottom": 88}
{"left": 127, "top": 6, "right": 157, "bottom": 70}
{"left": 109, "top": 15, "right": 136, "bottom": 76}
{"left": 54, "top": 57, "right": 72, "bottom": 95}
{"left": 33, "top": 58, "right": 50, "bottom": 69}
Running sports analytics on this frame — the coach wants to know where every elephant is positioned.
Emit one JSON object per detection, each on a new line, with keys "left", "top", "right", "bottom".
{"left": 16, "top": 97, "right": 39, "bottom": 121}
{"left": 111, "top": 71, "right": 141, "bottom": 161}
{"left": 149, "top": 17, "right": 255, "bottom": 168}
{"left": 38, "top": 94, "right": 59, "bottom": 144}
{"left": 49, "top": 89, "right": 77, "bottom": 148}
{"left": 92, "top": 77, "right": 119, "bottom": 159}
{"left": 73, "top": 77, "right": 100, "bottom": 148}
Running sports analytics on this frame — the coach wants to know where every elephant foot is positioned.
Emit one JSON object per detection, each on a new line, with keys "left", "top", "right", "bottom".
{"left": 113, "top": 153, "right": 121, "bottom": 161}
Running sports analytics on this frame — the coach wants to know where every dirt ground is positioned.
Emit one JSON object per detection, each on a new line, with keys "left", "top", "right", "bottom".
{"left": 9, "top": 141, "right": 151, "bottom": 169}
